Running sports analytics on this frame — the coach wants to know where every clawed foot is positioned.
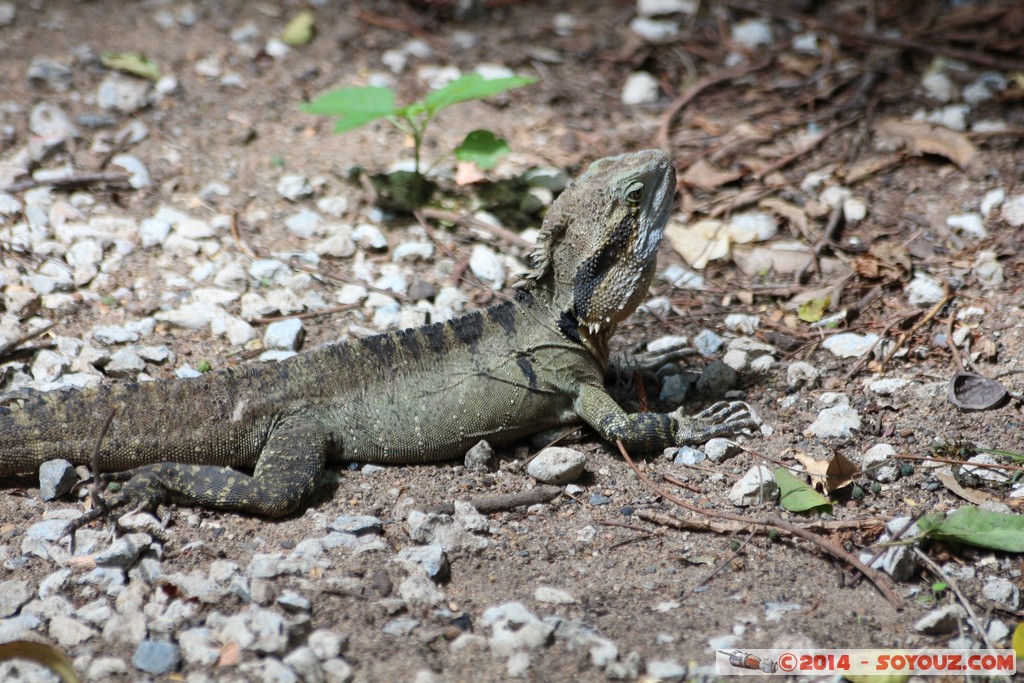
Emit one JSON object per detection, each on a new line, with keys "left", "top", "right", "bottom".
{"left": 674, "top": 400, "right": 759, "bottom": 445}
{"left": 61, "top": 467, "right": 162, "bottom": 543}
{"left": 607, "top": 339, "right": 696, "bottom": 376}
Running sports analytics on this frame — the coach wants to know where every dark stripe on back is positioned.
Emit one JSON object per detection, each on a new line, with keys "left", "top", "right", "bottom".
{"left": 451, "top": 310, "right": 484, "bottom": 348}
{"left": 359, "top": 332, "right": 397, "bottom": 366}
{"left": 516, "top": 354, "right": 538, "bottom": 390}
{"left": 486, "top": 300, "right": 517, "bottom": 334}
{"left": 422, "top": 322, "right": 446, "bottom": 354}
{"left": 396, "top": 328, "right": 422, "bottom": 361}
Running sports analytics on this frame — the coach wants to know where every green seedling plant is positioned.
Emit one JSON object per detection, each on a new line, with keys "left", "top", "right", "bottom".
{"left": 300, "top": 73, "right": 536, "bottom": 208}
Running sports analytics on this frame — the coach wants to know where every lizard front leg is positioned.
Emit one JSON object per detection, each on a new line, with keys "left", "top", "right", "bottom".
{"left": 574, "top": 384, "right": 757, "bottom": 452}
{"left": 69, "top": 415, "right": 331, "bottom": 533}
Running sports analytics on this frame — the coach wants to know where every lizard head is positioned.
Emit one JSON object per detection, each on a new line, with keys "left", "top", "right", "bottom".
{"left": 523, "top": 149, "right": 676, "bottom": 348}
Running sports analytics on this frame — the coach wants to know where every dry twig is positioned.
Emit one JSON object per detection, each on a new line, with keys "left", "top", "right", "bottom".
{"left": 617, "top": 441, "right": 901, "bottom": 609}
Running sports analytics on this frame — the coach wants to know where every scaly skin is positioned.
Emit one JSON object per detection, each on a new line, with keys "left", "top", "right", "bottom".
{"left": 0, "top": 149, "right": 756, "bottom": 525}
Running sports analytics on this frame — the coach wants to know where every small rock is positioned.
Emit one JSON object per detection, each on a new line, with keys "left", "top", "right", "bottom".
{"left": 396, "top": 545, "right": 449, "bottom": 581}
{"left": 263, "top": 318, "right": 305, "bottom": 350}
{"left": 483, "top": 603, "right": 554, "bottom": 657}
{"left": 132, "top": 639, "right": 181, "bottom": 675}
{"left": 703, "top": 438, "right": 738, "bottom": 463}
{"left": 31, "top": 349, "right": 68, "bottom": 383}
{"left": 869, "top": 378, "right": 910, "bottom": 395}
{"left": 629, "top": 17, "right": 679, "bottom": 41}
{"left": 646, "top": 659, "right": 687, "bottom": 681}
{"left": 732, "top": 18, "right": 773, "bottom": 48}
{"left": 465, "top": 440, "right": 498, "bottom": 472}
{"left": 111, "top": 154, "right": 151, "bottom": 189}
{"left": 695, "top": 360, "right": 737, "bottom": 396}
{"left": 97, "top": 73, "right": 151, "bottom": 113}
{"left": 946, "top": 213, "right": 986, "bottom": 239}
{"left": 535, "top": 586, "right": 575, "bottom": 604}
{"left": 659, "top": 374, "right": 689, "bottom": 404}
{"left": 39, "top": 459, "right": 77, "bottom": 501}
{"left": 469, "top": 244, "right": 504, "bottom": 289}
{"left": 805, "top": 395, "right": 861, "bottom": 439}
{"left": 526, "top": 447, "right": 586, "bottom": 484}
{"left": 621, "top": 71, "right": 660, "bottom": 105}
{"left": 672, "top": 446, "right": 705, "bottom": 465}
{"left": 352, "top": 223, "right": 388, "bottom": 250}
{"left": 821, "top": 332, "right": 879, "bottom": 359}
{"left": 523, "top": 167, "right": 569, "bottom": 192}
{"left": 786, "top": 361, "right": 819, "bottom": 389}
{"left": 973, "top": 251, "right": 1003, "bottom": 288}
{"left": 285, "top": 208, "right": 323, "bottom": 238}
{"left": 914, "top": 604, "right": 966, "bottom": 635}
{"left": 922, "top": 71, "right": 956, "bottom": 102}
{"left": 980, "top": 188, "right": 1004, "bottom": 217}
{"left": 636, "top": 0, "right": 696, "bottom": 16}
{"left": 29, "top": 102, "right": 78, "bottom": 147}
{"left": 999, "top": 193, "right": 1024, "bottom": 226}
{"left": 308, "top": 629, "right": 348, "bottom": 660}
{"left": 692, "top": 329, "right": 723, "bottom": 356}
{"left": 50, "top": 616, "right": 97, "bottom": 648}
{"left": 277, "top": 174, "right": 313, "bottom": 201}
{"left": 179, "top": 628, "right": 220, "bottom": 666}
{"left": 722, "top": 313, "right": 759, "bottom": 335}
{"left": 329, "top": 514, "right": 383, "bottom": 535}
{"left": 728, "top": 211, "right": 777, "bottom": 243}
{"left": 29, "top": 57, "right": 75, "bottom": 90}
{"left": 105, "top": 347, "right": 147, "bottom": 377}
{"left": 981, "top": 577, "right": 1019, "bottom": 609}
{"left": 906, "top": 272, "right": 945, "bottom": 306}
{"left": 0, "top": 580, "right": 32, "bottom": 618}
{"left": 728, "top": 465, "right": 778, "bottom": 506}
{"left": 392, "top": 241, "right": 434, "bottom": 261}
{"left": 589, "top": 493, "right": 611, "bottom": 506}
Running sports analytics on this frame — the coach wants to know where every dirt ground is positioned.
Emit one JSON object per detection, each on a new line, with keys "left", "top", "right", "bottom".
{"left": 1, "top": 1, "right": 1023, "bottom": 681}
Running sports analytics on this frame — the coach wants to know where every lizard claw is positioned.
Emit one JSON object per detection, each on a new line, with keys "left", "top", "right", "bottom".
{"left": 608, "top": 339, "right": 696, "bottom": 375}
{"left": 673, "top": 400, "right": 760, "bottom": 445}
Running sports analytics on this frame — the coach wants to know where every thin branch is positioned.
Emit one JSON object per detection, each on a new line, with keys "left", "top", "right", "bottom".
{"left": 3, "top": 172, "right": 131, "bottom": 194}
{"left": 617, "top": 441, "right": 901, "bottom": 609}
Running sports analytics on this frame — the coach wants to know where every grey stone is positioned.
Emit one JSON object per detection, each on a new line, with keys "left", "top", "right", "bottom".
{"left": 95, "top": 533, "right": 150, "bottom": 568}
{"left": 672, "top": 446, "right": 705, "bottom": 466}
{"left": 465, "top": 440, "right": 498, "bottom": 472}
{"left": 728, "top": 465, "right": 778, "bottom": 506}
{"left": 352, "top": 223, "right": 387, "bottom": 250}
{"left": 0, "top": 579, "right": 32, "bottom": 618}
{"left": 105, "top": 347, "right": 146, "bottom": 377}
{"left": 703, "top": 438, "right": 737, "bottom": 463}
{"left": 396, "top": 544, "right": 449, "bottom": 580}
{"left": 277, "top": 590, "right": 311, "bottom": 613}
{"left": 49, "top": 615, "right": 96, "bottom": 648}
{"left": 328, "top": 514, "right": 382, "bottom": 536}
{"left": 285, "top": 208, "right": 323, "bottom": 238}
{"left": 534, "top": 586, "right": 575, "bottom": 604}
{"left": 914, "top": 604, "right": 966, "bottom": 634}
{"left": 39, "top": 458, "right": 77, "bottom": 500}
{"left": 132, "top": 639, "right": 181, "bottom": 675}
{"left": 284, "top": 647, "right": 323, "bottom": 683}
{"left": 263, "top": 318, "right": 305, "bottom": 350}
{"left": 308, "top": 629, "right": 348, "bottom": 660}
{"left": 111, "top": 154, "right": 151, "bottom": 188}
{"left": 982, "top": 577, "right": 1020, "bottom": 609}
{"left": 821, "top": 332, "right": 880, "bottom": 359}
{"left": 86, "top": 657, "right": 130, "bottom": 680}
{"left": 692, "top": 328, "right": 723, "bottom": 356}
{"left": 27, "top": 57, "right": 73, "bottom": 90}
{"left": 646, "top": 659, "right": 687, "bottom": 681}
{"left": 468, "top": 244, "right": 504, "bottom": 289}
{"left": 482, "top": 603, "right": 554, "bottom": 657}
{"left": 97, "top": 73, "right": 151, "bottom": 113}
{"left": 696, "top": 360, "right": 737, "bottom": 395}
{"left": 526, "top": 447, "right": 586, "bottom": 485}
{"left": 277, "top": 174, "right": 313, "bottom": 201}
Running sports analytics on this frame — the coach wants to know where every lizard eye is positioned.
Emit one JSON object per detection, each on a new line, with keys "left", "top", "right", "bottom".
{"left": 625, "top": 182, "right": 644, "bottom": 205}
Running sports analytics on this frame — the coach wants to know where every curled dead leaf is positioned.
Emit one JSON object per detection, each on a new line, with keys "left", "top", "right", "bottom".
{"left": 875, "top": 118, "right": 976, "bottom": 170}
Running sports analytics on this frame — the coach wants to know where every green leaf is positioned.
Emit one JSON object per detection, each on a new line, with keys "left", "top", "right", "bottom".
{"left": 919, "top": 506, "right": 1024, "bottom": 552}
{"left": 424, "top": 73, "right": 537, "bottom": 115}
{"left": 100, "top": 52, "right": 161, "bottom": 81}
{"left": 1012, "top": 621, "right": 1024, "bottom": 659}
{"left": 281, "top": 10, "right": 315, "bottom": 47}
{"left": 775, "top": 467, "right": 833, "bottom": 514}
{"left": 454, "top": 130, "right": 511, "bottom": 170}
{"left": 797, "top": 296, "right": 830, "bottom": 323}
{"left": 299, "top": 87, "right": 397, "bottom": 132}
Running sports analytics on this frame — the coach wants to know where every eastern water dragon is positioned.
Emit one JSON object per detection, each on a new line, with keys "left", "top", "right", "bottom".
{"left": 0, "top": 149, "right": 756, "bottom": 528}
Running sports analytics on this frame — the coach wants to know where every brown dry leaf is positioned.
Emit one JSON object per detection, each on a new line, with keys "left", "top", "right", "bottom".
{"left": 935, "top": 467, "right": 1000, "bottom": 507}
{"left": 875, "top": 118, "right": 976, "bottom": 169}
{"left": 794, "top": 452, "right": 858, "bottom": 493}
{"left": 759, "top": 197, "right": 810, "bottom": 238}
{"left": 870, "top": 241, "right": 913, "bottom": 274}
{"left": 779, "top": 52, "right": 820, "bottom": 76}
{"left": 843, "top": 154, "right": 903, "bottom": 184}
{"left": 680, "top": 158, "right": 743, "bottom": 190}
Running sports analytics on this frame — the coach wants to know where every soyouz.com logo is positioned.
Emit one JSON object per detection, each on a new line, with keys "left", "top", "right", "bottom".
{"left": 716, "top": 648, "right": 1016, "bottom": 676}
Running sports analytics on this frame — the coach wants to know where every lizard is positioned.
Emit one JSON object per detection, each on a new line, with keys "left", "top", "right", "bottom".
{"left": 0, "top": 149, "right": 756, "bottom": 529}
